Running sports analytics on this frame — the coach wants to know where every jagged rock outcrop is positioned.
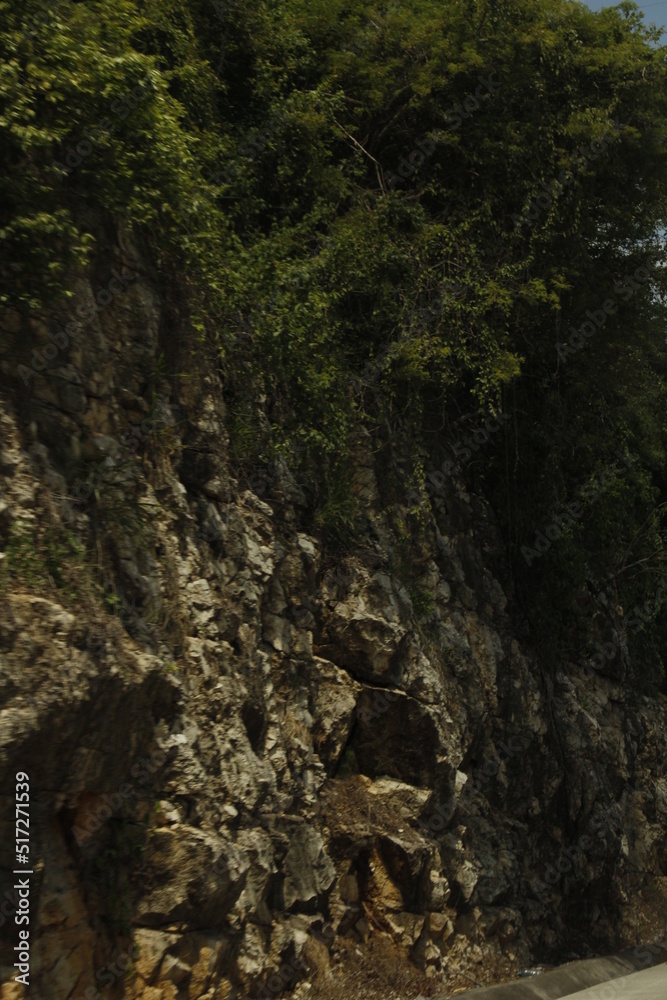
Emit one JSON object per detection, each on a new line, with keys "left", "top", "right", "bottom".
{"left": 0, "top": 232, "right": 665, "bottom": 999}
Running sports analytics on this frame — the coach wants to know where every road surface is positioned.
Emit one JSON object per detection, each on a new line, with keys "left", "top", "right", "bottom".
{"left": 562, "top": 962, "right": 667, "bottom": 998}
{"left": 437, "top": 944, "right": 667, "bottom": 999}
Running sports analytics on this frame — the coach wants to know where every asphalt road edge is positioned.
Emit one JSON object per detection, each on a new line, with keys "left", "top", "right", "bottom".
{"left": 437, "top": 940, "right": 667, "bottom": 999}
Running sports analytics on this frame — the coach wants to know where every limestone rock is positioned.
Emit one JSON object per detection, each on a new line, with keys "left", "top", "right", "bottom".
{"left": 0, "top": 259, "right": 665, "bottom": 998}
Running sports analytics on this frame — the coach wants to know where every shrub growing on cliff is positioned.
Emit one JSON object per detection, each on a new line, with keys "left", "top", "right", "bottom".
{"left": 1, "top": 0, "right": 666, "bottom": 682}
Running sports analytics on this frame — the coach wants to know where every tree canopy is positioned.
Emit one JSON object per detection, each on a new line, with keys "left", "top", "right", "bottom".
{"left": 1, "top": 0, "right": 666, "bottom": 684}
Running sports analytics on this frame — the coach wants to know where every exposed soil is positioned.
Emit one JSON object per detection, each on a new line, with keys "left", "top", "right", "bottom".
{"left": 293, "top": 933, "right": 522, "bottom": 1000}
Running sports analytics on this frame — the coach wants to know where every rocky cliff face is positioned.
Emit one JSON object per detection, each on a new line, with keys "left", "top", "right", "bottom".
{"left": 0, "top": 232, "right": 665, "bottom": 1000}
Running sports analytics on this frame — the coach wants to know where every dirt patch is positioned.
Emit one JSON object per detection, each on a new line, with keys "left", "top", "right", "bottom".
{"left": 294, "top": 933, "right": 522, "bottom": 1000}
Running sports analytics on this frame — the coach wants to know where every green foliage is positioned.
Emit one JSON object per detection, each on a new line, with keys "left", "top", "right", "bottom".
{"left": 409, "top": 585, "right": 435, "bottom": 620}
{"left": 1, "top": 0, "right": 666, "bottom": 684}
{"left": 0, "top": 518, "right": 86, "bottom": 600}
{"left": 312, "top": 460, "right": 361, "bottom": 546}
{"left": 337, "top": 747, "right": 359, "bottom": 776}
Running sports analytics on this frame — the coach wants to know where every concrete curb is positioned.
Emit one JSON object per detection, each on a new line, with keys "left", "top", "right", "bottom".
{"left": 564, "top": 963, "right": 667, "bottom": 1000}
{"left": 437, "top": 942, "right": 667, "bottom": 999}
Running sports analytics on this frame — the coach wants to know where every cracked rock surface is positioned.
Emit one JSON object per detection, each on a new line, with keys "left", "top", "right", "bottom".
{"left": 0, "top": 238, "right": 665, "bottom": 1000}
